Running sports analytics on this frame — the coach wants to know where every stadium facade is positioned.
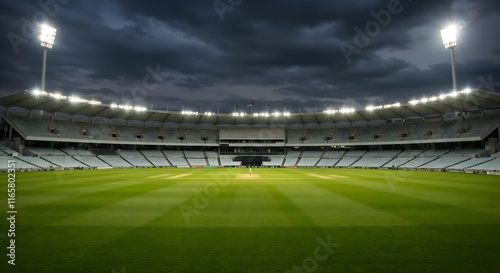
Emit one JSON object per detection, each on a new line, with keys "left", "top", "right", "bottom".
{"left": 1, "top": 89, "right": 499, "bottom": 173}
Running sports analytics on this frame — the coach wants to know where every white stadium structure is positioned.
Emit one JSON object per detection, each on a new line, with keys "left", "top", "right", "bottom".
{"left": 1, "top": 89, "right": 499, "bottom": 174}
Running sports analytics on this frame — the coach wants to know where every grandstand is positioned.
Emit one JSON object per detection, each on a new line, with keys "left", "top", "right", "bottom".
{"left": 316, "top": 158, "right": 340, "bottom": 167}
{"left": 219, "top": 155, "right": 241, "bottom": 166}
{"left": 263, "top": 155, "right": 285, "bottom": 167}
{"left": 0, "top": 89, "right": 499, "bottom": 174}
{"left": 98, "top": 156, "right": 133, "bottom": 168}
{"left": 42, "top": 155, "right": 89, "bottom": 168}
{"left": 185, "top": 150, "right": 208, "bottom": 166}
{"left": 466, "top": 158, "right": 500, "bottom": 172}
{"left": 72, "top": 156, "right": 110, "bottom": 168}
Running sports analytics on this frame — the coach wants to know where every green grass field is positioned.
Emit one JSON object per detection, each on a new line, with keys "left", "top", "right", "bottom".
{"left": 1, "top": 168, "right": 500, "bottom": 273}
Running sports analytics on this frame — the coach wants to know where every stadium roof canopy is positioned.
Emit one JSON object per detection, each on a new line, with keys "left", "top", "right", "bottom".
{"left": 1, "top": 89, "right": 500, "bottom": 126}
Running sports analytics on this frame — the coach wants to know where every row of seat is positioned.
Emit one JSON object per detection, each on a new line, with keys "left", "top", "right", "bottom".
{"left": 1, "top": 148, "right": 498, "bottom": 171}
{"left": 287, "top": 114, "right": 500, "bottom": 143}
{"left": 6, "top": 113, "right": 500, "bottom": 144}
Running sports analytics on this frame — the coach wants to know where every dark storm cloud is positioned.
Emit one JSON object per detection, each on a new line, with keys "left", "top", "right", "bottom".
{"left": 0, "top": 0, "right": 499, "bottom": 113}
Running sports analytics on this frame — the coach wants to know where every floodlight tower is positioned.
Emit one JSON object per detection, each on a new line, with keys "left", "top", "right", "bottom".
{"left": 440, "top": 25, "right": 458, "bottom": 91}
{"left": 40, "top": 24, "right": 57, "bottom": 91}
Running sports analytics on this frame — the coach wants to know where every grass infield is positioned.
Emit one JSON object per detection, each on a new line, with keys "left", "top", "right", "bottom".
{"left": 1, "top": 168, "right": 500, "bottom": 272}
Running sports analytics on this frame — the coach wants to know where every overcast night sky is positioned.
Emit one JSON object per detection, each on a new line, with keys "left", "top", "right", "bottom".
{"left": 1, "top": 0, "right": 499, "bottom": 113}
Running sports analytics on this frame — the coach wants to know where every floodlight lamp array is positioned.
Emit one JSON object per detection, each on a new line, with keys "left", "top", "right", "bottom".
{"left": 409, "top": 88, "right": 472, "bottom": 105}
{"left": 181, "top": 111, "right": 198, "bottom": 115}
{"left": 110, "top": 104, "right": 147, "bottom": 112}
{"left": 271, "top": 112, "right": 290, "bottom": 117}
{"left": 323, "top": 108, "right": 356, "bottom": 114}
{"left": 30, "top": 88, "right": 475, "bottom": 116}
{"left": 253, "top": 112, "right": 270, "bottom": 117}
{"left": 40, "top": 24, "right": 57, "bottom": 49}
{"left": 31, "top": 89, "right": 102, "bottom": 105}
{"left": 232, "top": 111, "right": 290, "bottom": 117}
{"left": 365, "top": 102, "right": 401, "bottom": 111}
{"left": 441, "top": 25, "right": 457, "bottom": 49}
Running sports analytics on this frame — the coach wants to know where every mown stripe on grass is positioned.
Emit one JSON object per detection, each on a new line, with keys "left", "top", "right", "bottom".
{"left": 51, "top": 180, "right": 190, "bottom": 227}
{"left": 81, "top": 226, "right": 334, "bottom": 272}
{"left": 341, "top": 170, "right": 500, "bottom": 194}
{"left": 316, "top": 182, "right": 476, "bottom": 225}
{"left": 341, "top": 176, "right": 500, "bottom": 224}
{"left": 338, "top": 170, "right": 500, "bottom": 203}
{"left": 15, "top": 225, "right": 138, "bottom": 267}
{"left": 206, "top": 184, "right": 292, "bottom": 227}
{"left": 17, "top": 170, "right": 138, "bottom": 192}
{"left": 397, "top": 178, "right": 500, "bottom": 197}
{"left": 19, "top": 179, "right": 184, "bottom": 226}
{"left": 146, "top": 183, "right": 242, "bottom": 227}
{"left": 266, "top": 184, "right": 319, "bottom": 227}
{"left": 17, "top": 174, "right": 159, "bottom": 209}
{"left": 274, "top": 183, "right": 413, "bottom": 227}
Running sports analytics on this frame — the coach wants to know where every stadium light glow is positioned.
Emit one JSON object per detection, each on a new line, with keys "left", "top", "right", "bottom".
{"left": 408, "top": 88, "right": 473, "bottom": 105}
{"left": 231, "top": 112, "right": 246, "bottom": 117}
{"left": 365, "top": 102, "right": 401, "bottom": 111}
{"left": 254, "top": 112, "right": 269, "bottom": 117}
{"left": 40, "top": 24, "right": 57, "bottom": 49}
{"left": 30, "top": 90, "right": 102, "bottom": 105}
{"left": 252, "top": 112, "right": 271, "bottom": 117}
{"left": 108, "top": 103, "right": 146, "bottom": 111}
{"left": 40, "top": 24, "right": 57, "bottom": 92}
{"left": 440, "top": 25, "right": 457, "bottom": 49}
{"left": 52, "top": 93, "right": 65, "bottom": 100}
{"left": 440, "top": 25, "right": 458, "bottom": 91}
{"left": 181, "top": 111, "right": 199, "bottom": 115}
{"left": 69, "top": 96, "right": 82, "bottom": 103}
{"left": 339, "top": 108, "right": 355, "bottom": 114}
{"left": 26, "top": 87, "right": 477, "bottom": 115}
